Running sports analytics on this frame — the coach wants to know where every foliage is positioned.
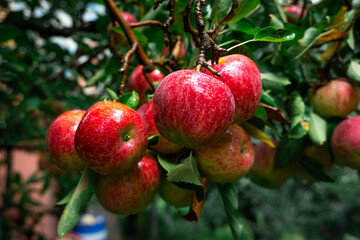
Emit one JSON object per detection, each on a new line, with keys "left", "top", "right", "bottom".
{"left": 1, "top": 0, "right": 360, "bottom": 239}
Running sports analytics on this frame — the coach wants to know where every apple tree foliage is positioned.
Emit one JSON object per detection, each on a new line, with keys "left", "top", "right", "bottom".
{"left": 1, "top": 0, "right": 360, "bottom": 239}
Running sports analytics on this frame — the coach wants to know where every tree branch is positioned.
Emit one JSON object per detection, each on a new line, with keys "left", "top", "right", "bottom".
{"left": 118, "top": 43, "right": 138, "bottom": 95}
{"left": 129, "top": 20, "right": 164, "bottom": 28}
{"left": 184, "top": 0, "right": 200, "bottom": 47}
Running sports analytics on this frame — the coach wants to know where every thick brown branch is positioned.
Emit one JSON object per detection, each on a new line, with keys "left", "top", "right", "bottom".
{"left": 195, "top": 46, "right": 222, "bottom": 77}
{"left": 194, "top": 0, "right": 227, "bottom": 66}
{"left": 118, "top": 43, "right": 138, "bottom": 95}
{"left": 45, "top": 47, "right": 83, "bottom": 81}
{"left": 103, "top": 0, "right": 152, "bottom": 68}
{"left": 184, "top": 0, "right": 200, "bottom": 47}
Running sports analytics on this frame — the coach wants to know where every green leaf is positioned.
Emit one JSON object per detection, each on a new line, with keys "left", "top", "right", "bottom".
{"left": 157, "top": 154, "right": 177, "bottom": 172}
{"left": 57, "top": 168, "right": 97, "bottom": 238}
{"left": 113, "top": 27, "right": 148, "bottom": 44}
{"left": 56, "top": 188, "right": 76, "bottom": 206}
{"left": 229, "top": 21, "right": 261, "bottom": 35}
{"left": 261, "top": 73, "right": 291, "bottom": 93}
{"left": 274, "top": 133, "right": 304, "bottom": 170}
{"left": 299, "top": 157, "right": 334, "bottom": 182}
{"left": 211, "top": 0, "right": 233, "bottom": 25}
{"left": 217, "top": 183, "right": 244, "bottom": 240}
{"left": 254, "top": 105, "right": 267, "bottom": 121}
{"left": 347, "top": 59, "right": 360, "bottom": 81}
{"left": 167, "top": 153, "right": 204, "bottom": 201}
{"left": 148, "top": 135, "right": 159, "bottom": 146}
{"left": 86, "top": 69, "right": 105, "bottom": 87}
{"left": 289, "top": 91, "right": 305, "bottom": 129}
{"left": 0, "top": 25, "right": 23, "bottom": 43}
{"left": 253, "top": 27, "right": 295, "bottom": 42}
{"left": 347, "top": 26, "right": 355, "bottom": 50}
{"left": 105, "top": 88, "right": 118, "bottom": 101}
{"left": 227, "top": 0, "right": 260, "bottom": 24}
{"left": 309, "top": 110, "right": 327, "bottom": 145}
{"left": 118, "top": 91, "right": 139, "bottom": 110}
{"left": 289, "top": 122, "right": 308, "bottom": 139}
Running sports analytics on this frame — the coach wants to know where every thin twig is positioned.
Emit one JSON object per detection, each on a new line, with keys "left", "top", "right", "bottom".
{"left": 184, "top": 0, "right": 200, "bottom": 47}
{"left": 129, "top": 20, "right": 163, "bottom": 28}
{"left": 142, "top": 65, "right": 156, "bottom": 92}
{"left": 163, "top": 0, "right": 176, "bottom": 49}
{"left": 118, "top": 42, "right": 138, "bottom": 95}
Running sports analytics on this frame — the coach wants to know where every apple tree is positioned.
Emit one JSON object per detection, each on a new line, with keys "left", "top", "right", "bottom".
{"left": 1, "top": 0, "right": 360, "bottom": 239}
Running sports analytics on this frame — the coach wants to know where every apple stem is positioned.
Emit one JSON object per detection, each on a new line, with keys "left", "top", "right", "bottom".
{"left": 118, "top": 43, "right": 138, "bottom": 95}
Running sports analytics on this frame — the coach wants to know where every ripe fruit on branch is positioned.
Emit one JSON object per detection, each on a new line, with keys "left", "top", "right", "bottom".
{"left": 137, "top": 99, "right": 183, "bottom": 155}
{"left": 310, "top": 78, "right": 360, "bottom": 118}
{"left": 153, "top": 69, "right": 235, "bottom": 150}
{"left": 202, "top": 54, "right": 262, "bottom": 124}
{"left": 158, "top": 178, "right": 193, "bottom": 208}
{"left": 129, "top": 65, "right": 164, "bottom": 105}
{"left": 283, "top": 5, "right": 307, "bottom": 23}
{"left": 46, "top": 110, "right": 86, "bottom": 172}
{"left": 249, "top": 141, "right": 295, "bottom": 188}
{"left": 95, "top": 152, "right": 160, "bottom": 214}
{"left": 331, "top": 116, "right": 360, "bottom": 169}
{"left": 75, "top": 101, "right": 147, "bottom": 175}
{"left": 108, "top": 12, "right": 137, "bottom": 47}
{"left": 194, "top": 125, "right": 254, "bottom": 183}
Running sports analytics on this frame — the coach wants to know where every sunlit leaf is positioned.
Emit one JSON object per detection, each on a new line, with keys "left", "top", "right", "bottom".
{"left": 118, "top": 91, "right": 139, "bottom": 110}
{"left": 254, "top": 27, "right": 295, "bottom": 42}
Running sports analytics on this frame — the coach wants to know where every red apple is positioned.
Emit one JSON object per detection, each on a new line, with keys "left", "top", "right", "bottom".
{"left": 331, "top": 116, "right": 360, "bottom": 169}
{"left": 137, "top": 99, "right": 183, "bottom": 155}
{"left": 158, "top": 178, "right": 193, "bottom": 208}
{"left": 95, "top": 152, "right": 160, "bottom": 214}
{"left": 311, "top": 78, "right": 360, "bottom": 118}
{"left": 249, "top": 141, "right": 295, "bottom": 188}
{"left": 153, "top": 69, "right": 235, "bottom": 150}
{"left": 128, "top": 65, "right": 164, "bottom": 105}
{"left": 283, "top": 5, "right": 307, "bottom": 23}
{"left": 75, "top": 101, "right": 147, "bottom": 175}
{"left": 202, "top": 54, "right": 262, "bottom": 124}
{"left": 194, "top": 125, "right": 254, "bottom": 183}
{"left": 108, "top": 12, "right": 137, "bottom": 47}
{"left": 46, "top": 110, "right": 86, "bottom": 172}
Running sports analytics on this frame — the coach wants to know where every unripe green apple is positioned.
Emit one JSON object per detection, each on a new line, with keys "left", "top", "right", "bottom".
{"left": 158, "top": 178, "right": 193, "bottom": 208}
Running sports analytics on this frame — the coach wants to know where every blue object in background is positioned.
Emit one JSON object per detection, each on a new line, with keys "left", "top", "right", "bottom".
{"left": 73, "top": 213, "right": 108, "bottom": 240}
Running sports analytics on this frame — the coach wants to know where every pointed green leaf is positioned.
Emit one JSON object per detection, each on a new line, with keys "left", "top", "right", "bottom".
{"left": 254, "top": 105, "right": 267, "bottom": 121}
{"left": 211, "top": 0, "right": 233, "bottom": 25}
{"left": 217, "top": 183, "right": 244, "bottom": 240}
{"left": 157, "top": 154, "right": 177, "bottom": 172}
{"left": 309, "top": 110, "right": 327, "bottom": 145}
{"left": 274, "top": 133, "right": 304, "bottom": 170}
{"left": 261, "top": 73, "right": 291, "bottom": 93}
{"left": 118, "top": 91, "right": 139, "bottom": 110}
{"left": 56, "top": 188, "right": 76, "bottom": 206}
{"left": 289, "top": 91, "right": 305, "bottom": 129}
{"left": 347, "top": 59, "right": 360, "bottom": 81}
{"left": 227, "top": 0, "right": 260, "bottom": 24}
{"left": 254, "top": 27, "right": 295, "bottom": 42}
{"left": 57, "top": 168, "right": 97, "bottom": 238}
{"left": 105, "top": 88, "right": 118, "bottom": 101}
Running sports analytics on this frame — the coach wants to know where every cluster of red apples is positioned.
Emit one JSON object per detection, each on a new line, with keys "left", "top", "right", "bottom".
{"left": 46, "top": 54, "right": 266, "bottom": 214}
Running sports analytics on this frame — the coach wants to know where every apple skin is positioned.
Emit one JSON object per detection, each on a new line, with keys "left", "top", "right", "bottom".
{"left": 153, "top": 69, "right": 235, "bottom": 150}
{"left": 137, "top": 99, "right": 184, "bottom": 155}
{"left": 283, "top": 5, "right": 307, "bottom": 22}
{"left": 202, "top": 54, "right": 262, "bottom": 124}
{"left": 95, "top": 152, "right": 160, "bottom": 215}
{"left": 128, "top": 65, "right": 164, "bottom": 105}
{"left": 194, "top": 125, "right": 254, "bottom": 183}
{"left": 46, "top": 110, "right": 86, "bottom": 172}
{"left": 311, "top": 78, "right": 360, "bottom": 118}
{"left": 331, "top": 116, "right": 360, "bottom": 169}
{"left": 249, "top": 141, "right": 295, "bottom": 188}
{"left": 75, "top": 101, "right": 148, "bottom": 175}
{"left": 108, "top": 12, "right": 137, "bottom": 47}
{"left": 158, "top": 178, "right": 193, "bottom": 208}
